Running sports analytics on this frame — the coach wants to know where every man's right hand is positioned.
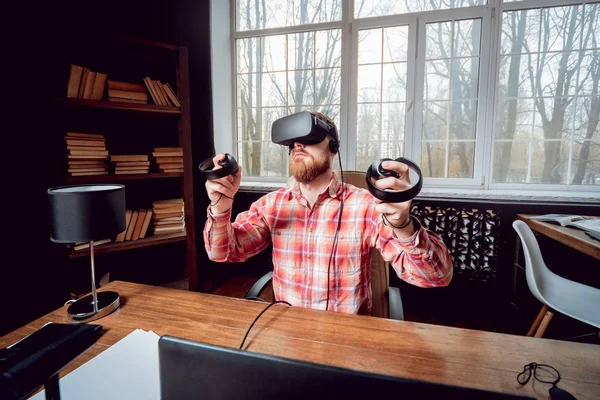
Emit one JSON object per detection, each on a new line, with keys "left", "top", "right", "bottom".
{"left": 205, "top": 154, "right": 242, "bottom": 214}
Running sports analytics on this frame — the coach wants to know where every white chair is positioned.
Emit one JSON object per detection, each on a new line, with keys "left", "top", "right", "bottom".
{"left": 512, "top": 220, "right": 600, "bottom": 338}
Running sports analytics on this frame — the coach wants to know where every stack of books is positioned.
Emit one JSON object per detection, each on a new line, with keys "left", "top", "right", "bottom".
{"left": 143, "top": 77, "right": 181, "bottom": 106}
{"left": 107, "top": 80, "right": 148, "bottom": 104}
{"left": 153, "top": 148, "right": 183, "bottom": 173}
{"left": 110, "top": 155, "right": 150, "bottom": 175}
{"left": 116, "top": 209, "right": 154, "bottom": 242}
{"left": 66, "top": 64, "right": 107, "bottom": 100}
{"left": 152, "top": 199, "right": 185, "bottom": 236}
{"left": 66, "top": 132, "right": 109, "bottom": 176}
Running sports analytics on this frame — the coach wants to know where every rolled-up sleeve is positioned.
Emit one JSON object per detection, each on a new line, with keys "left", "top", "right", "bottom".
{"left": 203, "top": 198, "right": 272, "bottom": 263}
{"left": 374, "top": 215, "right": 453, "bottom": 288}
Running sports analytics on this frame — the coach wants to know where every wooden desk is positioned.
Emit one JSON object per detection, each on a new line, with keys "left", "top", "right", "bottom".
{"left": 2, "top": 281, "right": 599, "bottom": 399}
{"left": 516, "top": 214, "right": 600, "bottom": 260}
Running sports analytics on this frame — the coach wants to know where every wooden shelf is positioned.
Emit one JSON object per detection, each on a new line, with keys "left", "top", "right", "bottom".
{"left": 56, "top": 98, "right": 182, "bottom": 115}
{"left": 66, "top": 172, "right": 183, "bottom": 183}
{"left": 69, "top": 231, "right": 186, "bottom": 258}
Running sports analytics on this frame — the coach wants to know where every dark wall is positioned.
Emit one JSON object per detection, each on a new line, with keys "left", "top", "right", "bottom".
{"left": 1, "top": 0, "right": 214, "bottom": 336}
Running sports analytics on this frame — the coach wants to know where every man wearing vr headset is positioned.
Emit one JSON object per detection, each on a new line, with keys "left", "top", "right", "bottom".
{"left": 204, "top": 111, "right": 452, "bottom": 315}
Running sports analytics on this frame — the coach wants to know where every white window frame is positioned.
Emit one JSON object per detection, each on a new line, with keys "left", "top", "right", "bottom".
{"left": 487, "top": 0, "right": 600, "bottom": 193}
{"left": 217, "top": 0, "right": 600, "bottom": 195}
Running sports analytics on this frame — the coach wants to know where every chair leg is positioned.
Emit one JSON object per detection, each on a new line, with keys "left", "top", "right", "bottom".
{"left": 534, "top": 310, "right": 553, "bottom": 338}
{"left": 527, "top": 305, "right": 548, "bottom": 337}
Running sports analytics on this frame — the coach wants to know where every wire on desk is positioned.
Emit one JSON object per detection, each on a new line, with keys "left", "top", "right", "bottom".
{"left": 239, "top": 300, "right": 292, "bottom": 350}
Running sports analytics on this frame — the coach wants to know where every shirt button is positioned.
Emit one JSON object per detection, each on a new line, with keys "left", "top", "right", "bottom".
{"left": 307, "top": 255, "right": 311, "bottom": 259}
{"left": 308, "top": 228, "right": 313, "bottom": 232}
{"left": 306, "top": 281, "right": 310, "bottom": 286}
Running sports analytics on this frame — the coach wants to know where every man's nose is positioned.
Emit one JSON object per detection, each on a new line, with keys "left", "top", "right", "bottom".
{"left": 293, "top": 141, "right": 305, "bottom": 148}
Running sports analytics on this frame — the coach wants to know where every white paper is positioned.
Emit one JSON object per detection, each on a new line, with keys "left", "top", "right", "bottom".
{"left": 31, "top": 329, "right": 160, "bottom": 400}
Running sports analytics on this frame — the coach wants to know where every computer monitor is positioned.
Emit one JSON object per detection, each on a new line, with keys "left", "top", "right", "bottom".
{"left": 158, "top": 336, "right": 533, "bottom": 400}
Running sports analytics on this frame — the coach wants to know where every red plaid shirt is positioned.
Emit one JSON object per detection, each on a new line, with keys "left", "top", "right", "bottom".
{"left": 204, "top": 174, "right": 452, "bottom": 315}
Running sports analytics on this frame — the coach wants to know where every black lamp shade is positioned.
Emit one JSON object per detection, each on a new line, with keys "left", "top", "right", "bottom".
{"left": 48, "top": 184, "right": 126, "bottom": 243}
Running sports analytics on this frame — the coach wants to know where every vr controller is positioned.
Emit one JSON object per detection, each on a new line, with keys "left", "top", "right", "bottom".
{"left": 366, "top": 157, "right": 423, "bottom": 203}
{"left": 198, "top": 153, "right": 239, "bottom": 180}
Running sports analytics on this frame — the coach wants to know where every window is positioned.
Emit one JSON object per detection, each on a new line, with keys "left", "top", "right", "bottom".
{"left": 355, "top": 26, "right": 410, "bottom": 170}
{"left": 229, "top": 0, "right": 600, "bottom": 191}
{"left": 494, "top": 3, "right": 600, "bottom": 185}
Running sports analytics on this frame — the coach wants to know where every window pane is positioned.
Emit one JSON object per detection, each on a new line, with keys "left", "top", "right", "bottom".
{"left": 315, "top": 68, "right": 341, "bottom": 105}
{"left": 382, "top": 102, "right": 406, "bottom": 143}
{"left": 498, "top": 54, "right": 537, "bottom": 99}
{"left": 237, "top": 0, "right": 341, "bottom": 31}
{"left": 238, "top": 141, "right": 289, "bottom": 177}
{"left": 530, "top": 140, "right": 568, "bottom": 184}
{"left": 316, "top": 30, "right": 342, "bottom": 68}
{"left": 493, "top": 140, "right": 529, "bottom": 183}
{"left": 288, "top": 32, "right": 314, "bottom": 70}
{"left": 382, "top": 63, "right": 407, "bottom": 103}
{"left": 262, "top": 72, "right": 287, "bottom": 107}
{"left": 237, "top": 108, "right": 259, "bottom": 142}
{"left": 262, "top": 35, "right": 287, "bottom": 71}
{"left": 262, "top": 107, "right": 288, "bottom": 141}
{"left": 358, "top": 64, "right": 382, "bottom": 102}
{"left": 426, "top": 22, "right": 452, "bottom": 60}
{"left": 495, "top": 4, "right": 600, "bottom": 185}
{"left": 495, "top": 99, "right": 535, "bottom": 140}
{"left": 237, "top": 38, "right": 259, "bottom": 73}
{"left": 423, "top": 101, "right": 448, "bottom": 141}
{"left": 454, "top": 19, "right": 481, "bottom": 58}
{"left": 571, "top": 141, "right": 600, "bottom": 184}
{"left": 450, "top": 101, "right": 477, "bottom": 140}
{"left": 288, "top": 70, "right": 314, "bottom": 107}
{"left": 357, "top": 103, "right": 381, "bottom": 141}
{"left": 383, "top": 26, "right": 409, "bottom": 62}
{"left": 501, "top": 10, "right": 540, "bottom": 55}
{"left": 421, "top": 142, "right": 446, "bottom": 177}
{"left": 448, "top": 142, "right": 475, "bottom": 178}
{"left": 422, "top": 19, "right": 482, "bottom": 179}
{"left": 358, "top": 29, "right": 382, "bottom": 65}
{"left": 355, "top": 0, "right": 486, "bottom": 18}
{"left": 425, "top": 60, "right": 450, "bottom": 101}
{"left": 356, "top": 25, "right": 410, "bottom": 168}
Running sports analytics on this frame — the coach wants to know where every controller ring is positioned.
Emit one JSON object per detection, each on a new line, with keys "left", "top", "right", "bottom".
{"left": 365, "top": 157, "right": 423, "bottom": 203}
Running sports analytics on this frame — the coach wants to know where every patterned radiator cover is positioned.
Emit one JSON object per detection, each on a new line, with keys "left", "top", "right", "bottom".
{"left": 410, "top": 202, "right": 500, "bottom": 282}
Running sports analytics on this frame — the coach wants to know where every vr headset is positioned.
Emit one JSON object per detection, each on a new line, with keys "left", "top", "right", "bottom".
{"left": 271, "top": 111, "right": 339, "bottom": 154}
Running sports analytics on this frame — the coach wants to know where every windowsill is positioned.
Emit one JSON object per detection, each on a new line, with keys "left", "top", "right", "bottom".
{"left": 239, "top": 181, "right": 599, "bottom": 204}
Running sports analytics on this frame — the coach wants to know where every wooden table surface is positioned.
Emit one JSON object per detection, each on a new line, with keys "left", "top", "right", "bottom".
{"left": 2, "top": 281, "right": 599, "bottom": 399}
{"left": 517, "top": 214, "right": 600, "bottom": 260}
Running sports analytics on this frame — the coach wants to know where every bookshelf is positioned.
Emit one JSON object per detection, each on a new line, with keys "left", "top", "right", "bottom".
{"left": 68, "top": 231, "right": 187, "bottom": 258}
{"left": 55, "top": 36, "right": 198, "bottom": 291}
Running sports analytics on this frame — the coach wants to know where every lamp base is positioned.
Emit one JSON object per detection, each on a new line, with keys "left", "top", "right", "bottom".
{"left": 67, "top": 291, "right": 120, "bottom": 321}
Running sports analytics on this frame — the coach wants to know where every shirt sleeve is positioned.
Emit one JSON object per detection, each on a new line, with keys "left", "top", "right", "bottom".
{"left": 371, "top": 207, "right": 453, "bottom": 288}
{"left": 203, "top": 196, "right": 272, "bottom": 263}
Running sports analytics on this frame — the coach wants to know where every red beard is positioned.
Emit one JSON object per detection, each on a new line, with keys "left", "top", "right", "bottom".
{"left": 290, "top": 149, "right": 331, "bottom": 183}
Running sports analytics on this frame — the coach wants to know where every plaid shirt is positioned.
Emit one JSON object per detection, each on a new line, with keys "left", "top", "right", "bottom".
{"left": 204, "top": 174, "right": 453, "bottom": 315}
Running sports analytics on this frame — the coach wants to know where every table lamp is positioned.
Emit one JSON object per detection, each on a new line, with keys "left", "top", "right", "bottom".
{"left": 47, "top": 184, "right": 126, "bottom": 321}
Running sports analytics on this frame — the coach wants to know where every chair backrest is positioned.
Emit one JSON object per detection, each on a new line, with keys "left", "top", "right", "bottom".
{"left": 286, "top": 172, "right": 390, "bottom": 318}
{"left": 334, "top": 171, "right": 389, "bottom": 318}
{"left": 512, "top": 220, "right": 553, "bottom": 305}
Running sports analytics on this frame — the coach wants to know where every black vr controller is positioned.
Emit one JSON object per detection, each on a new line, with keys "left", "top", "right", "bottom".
{"left": 366, "top": 157, "right": 423, "bottom": 203}
{"left": 198, "top": 153, "right": 239, "bottom": 180}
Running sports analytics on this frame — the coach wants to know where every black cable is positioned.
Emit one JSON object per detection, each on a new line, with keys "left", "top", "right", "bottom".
{"left": 325, "top": 153, "right": 344, "bottom": 311}
{"left": 239, "top": 300, "right": 292, "bottom": 350}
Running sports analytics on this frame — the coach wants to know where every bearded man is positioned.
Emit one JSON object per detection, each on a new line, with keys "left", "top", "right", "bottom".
{"left": 204, "top": 111, "right": 452, "bottom": 315}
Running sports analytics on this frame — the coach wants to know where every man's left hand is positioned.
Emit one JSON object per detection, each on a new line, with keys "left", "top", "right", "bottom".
{"left": 373, "top": 160, "right": 416, "bottom": 239}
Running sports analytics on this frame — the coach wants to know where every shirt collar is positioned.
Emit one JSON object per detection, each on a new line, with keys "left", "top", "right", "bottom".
{"left": 286, "top": 172, "right": 342, "bottom": 200}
